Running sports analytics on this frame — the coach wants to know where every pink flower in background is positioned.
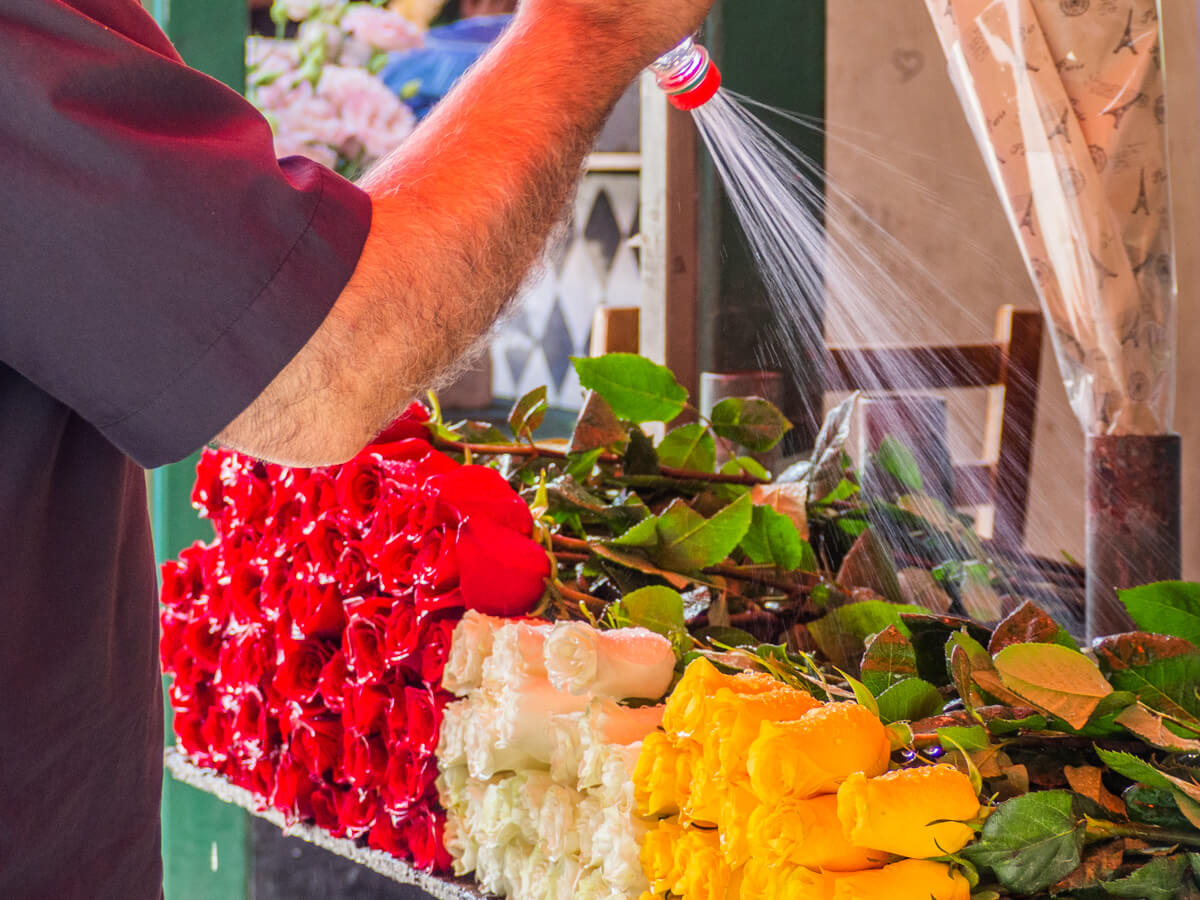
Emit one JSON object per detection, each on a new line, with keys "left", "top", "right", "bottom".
{"left": 341, "top": 4, "right": 424, "bottom": 52}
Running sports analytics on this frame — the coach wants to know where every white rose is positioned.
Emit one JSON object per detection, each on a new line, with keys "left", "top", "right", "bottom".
{"left": 474, "top": 840, "right": 508, "bottom": 896}
{"left": 547, "top": 712, "right": 585, "bottom": 785}
{"left": 535, "top": 782, "right": 584, "bottom": 861}
{"left": 595, "top": 741, "right": 643, "bottom": 813}
{"left": 502, "top": 839, "right": 533, "bottom": 899}
{"left": 543, "top": 623, "right": 675, "bottom": 700}
{"left": 477, "top": 775, "right": 528, "bottom": 848}
{"left": 443, "top": 609, "right": 506, "bottom": 696}
{"left": 465, "top": 698, "right": 541, "bottom": 779}
{"left": 575, "top": 795, "right": 607, "bottom": 868}
{"left": 595, "top": 804, "right": 651, "bottom": 894}
{"left": 514, "top": 845, "right": 553, "bottom": 900}
{"left": 482, "top": 621, "right": 552, "bottom": 690}
{"left": 576, "top": 700, "right": 663, "bottom": 789}
{"left": 435, "top": 763, "right": 469, "bottom": 813}
{"left": 517, "top": 772, "right": 555, "bottom": 846}
{"left": 442, "top": 809, "right": 478, "bottom": 876}
{"left": 544, "top": 856, "right": 584, "bottom": 900}
{"left": 574, "top": 867, "right": 620, "bottom": 900}
{"left": 340, "top": 3, "right": 424, "bottom": 53}
{"left": 493, "top": 679, "right": 589, "bottom": 764}
{"left": 435, "top": 699, "right": 469, "bottom": 767}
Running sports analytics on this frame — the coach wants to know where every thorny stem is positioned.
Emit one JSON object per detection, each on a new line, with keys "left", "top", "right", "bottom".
{"left": 432, "top": 438, "right": 768, "bottom": 485}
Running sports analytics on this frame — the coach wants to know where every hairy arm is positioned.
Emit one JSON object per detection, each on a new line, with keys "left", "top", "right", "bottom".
{"left": 217, "top": 2, "right": 698, "bottom": 466}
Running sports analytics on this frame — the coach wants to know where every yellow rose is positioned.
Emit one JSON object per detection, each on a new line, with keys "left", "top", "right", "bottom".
{"left": 748, "top": 794, "right": 893, "bottom": 871}
{"left": 837, "top": 765, "right": 980, "bottom": 859}
{"left": 682, "top": 747, "right": 726, "bottom": 826}
{"left": 677, "top": 827, "right": 736, "bottom": 900}
{"left": 778, "top": 866, "right": 837, "bottom": 900}
{"left": 634, "top": 731, "right": 698, "bottom": 817}
{"left": 640, "top": 818, "right": 685, "bottom": 894}
{"left": 662, "top": 658, "right": 777, "bottom": 738}
{"left": 747, "top": 702, "right": 890, "bottom": 802}
{"left": 711, "top": 685, "right": 822, "bottom": 780}
{"left": 825, "top": 859, "right": 971, "bottom": 900}
{"left": 717, "top": 780, "right": 759, "bottom": 867}
{"left": 740, "top": 857, "right": 801, "bottom": 900}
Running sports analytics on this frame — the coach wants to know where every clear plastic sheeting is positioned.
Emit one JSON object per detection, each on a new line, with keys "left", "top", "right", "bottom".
{"left": 924, "top": 0, "right": 1175, "bottom": 435}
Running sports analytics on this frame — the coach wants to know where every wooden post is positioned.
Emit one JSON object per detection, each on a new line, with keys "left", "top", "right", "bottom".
{"left": 148, "top": 2, "right": 251, "bottom": 898}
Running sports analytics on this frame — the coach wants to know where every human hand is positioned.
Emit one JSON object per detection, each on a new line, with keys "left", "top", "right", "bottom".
{"left": 515, "top": 0, "right": 715, "bottom": 73}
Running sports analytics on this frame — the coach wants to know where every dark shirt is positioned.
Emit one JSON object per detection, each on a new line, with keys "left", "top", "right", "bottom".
{"left": 0, "top": 2, "right": 371, "bottom": 896}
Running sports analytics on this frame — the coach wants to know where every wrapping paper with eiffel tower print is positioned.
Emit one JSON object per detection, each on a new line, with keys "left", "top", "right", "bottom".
{"left": 924, "top": 0, "right": 1174, "bottom": 435}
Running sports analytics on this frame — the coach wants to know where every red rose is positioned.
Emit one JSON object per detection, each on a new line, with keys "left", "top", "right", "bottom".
{"left": 396, "top": 685, "right": 441, "bottom": 756}
{"left": 366, "top": 811, "right": 410, "bottom": 860}
{"left": 369, "top": 533, "right": 419, "bottom": 593}
{"left": 258, "top": 554, "right": 294, "bottom": 623}
{"left": 317, "top": 650, "right": 348, "bottom": 713}
{"left": 344, "top": 613, "right": 389, "bottom": 685}
{"left": 271, "top": 753, "right": 318, "bottom": 823}
{"left": 413, "top": 586, "right": 463, "bottom": 619}
{"left": 173, "top": 706, "right": 208, "bottom": 760}
{"left": 335, "top": 542, "right": 370, "bottom": 595}
{"left": 168, "top": 673, "right": 212, "bottom": 715}
{"left": 456, "top": 516, "right": 550, "bottom": 616}
{"left": 160, "top": 553, "right": 204, "bottom": 614}
{"left": 311, "top": 784, "right": 343, "bottom": 835}
{"left": 218, "top": 622, "right": 276, "bottom": 692}
{"left": 334, "top": 456, "right": 386, "bottom": 524}
{"left": 343, "top": 733, "right": 389, "bottom": 792}
{"left": 289, "top": 712, "right": 343, "bottom": 780}
{"left": 200, "top": 705, "right": 232, "bottom": 766}
{"left": 225, "top": 560, "right": 266, "bottom": 625}
{"left": 298, "top": 469, "right": 339, "bottom": 521}
{"left": 337, "top": 787, "right": 379, "bottom": 839}
{"left": 160, "top": 609, "right": 188, "bottom": 669}
{"left": 343, "top": 682, "right": 391, "bottom": 737}
{"left": 381, "top": 747, "right": 437, "bottom": 817}
{"left": 232, "top": 757, "right": 276, "bottom": 802}
{"left": 413, "top": 616, "right": 458, "bottom": 684}
{"left": 400, "top": 806, "right": 452, "bottom": 873}
{"left": 230, "top": 688, "right": 277, "bottom": 764}
{"left": 303, "top": 514, "right": 349, "bottom": 578}
{"left": 287, "top": 581, "right": 346, "bottom": 640}
{"left": 370, "top": 402, "right": 432, "bottom": 444}
{"left": 409, "top": 528, "right": 459, "bottom": 594}
{"left": 426, "top": 466, "right": 533, "bottom": 534}
{"left": 224, "top": 459, "right": 274, "bottom": 533}
{"left": 182, "top": 616, "right": 224, "bottom": 673}
{"left": 383, "top": 599, "right": 420, "bottom": 665}
{"left": 191, "top": 448, "right": 228, "bottom": 523}
{"left": 272, "top": 638, "right": 334, "bottom": 704}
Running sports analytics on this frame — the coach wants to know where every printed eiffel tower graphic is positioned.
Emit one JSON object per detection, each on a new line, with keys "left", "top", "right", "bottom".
{"left": 1132, "top": 168, "right": 1150, "bottom": 215}
{"left": 1114, "top": 8, "right": 1138, "bottom": 55}
{"left": 1091, "top": 251, "right": 1118, "bottom": 287}
{"left": 1103, "top": 92, "right": 1142, "bottom": 129}
{"left": 1046, "top": 106, "right": 1071, "bottom": 142}
{"left": 1019, "top": 196, "right": 1037, "bottom": 237}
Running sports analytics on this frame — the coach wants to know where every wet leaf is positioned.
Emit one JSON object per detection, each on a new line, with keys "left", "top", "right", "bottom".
{"left": 1115, "top": 703, "right": 1200, "bottom": 753}
{"left": 989, "top": 600, "right": 1078, "bottom": 654}
{"left": 1093, "top": 631, "right": 1199, "bottom": 670}
{"left": 654, "top": 494, "right": 753, "bottom": 572}
{"left": 1063, "top": 765, "right": 1126, "bottom": 817}
{"left": 740, "top": 505, "right": 809, "bottom": 571}
{"left": 875, "top": 676, "right": 942, "bottom": 723}
{"left": 508, "top": 386, "right": 547, "bottom": 440}
{"left": 1049, "top": 840, "right": 1128, "bottom": 894}
{"left": 565, "top": 447, "right": 604, "bottom": 481}
{"left": 777, "top": 392, "right": 857, "bottom": 499}
{"left": 903, "top": 612, "right": 992, "bottom": 687}
{"left": 657, "top": 423, "right": 716, "bottom": 472}
{"left": 1123, "top": 786, "right": 1195, "bottom": 830}
{"left": 874, "top": 436, "right": 924, "bottom": 491}
{"left": 860, "top": 625, "right": 918, "bottom": 696}
{"left": 624, "top": 428, "right": 659, "bottom": 475}
{"left": 835, "top": 528, "right": 903, "bottom": 604}
{"left": 611, "top": 586, "right": 687, "bottom": 648}
{"left": 573, "top": 353, "right": 688, "bottom": 424}
{"left": 590, "top": 544, "right": 692, "bottom": 591}
{"left": 1119, "top": 582, "right": 1200, "bottom": 646}
{"left": 570, "top": 391, "right": 628, "bottom": 452}
{"left": 709, "top": 396, "right": 792, "bottom": 452}
{"left": 454, "top": 420, "right": 509, "bottom": 444}
{"left": 993, "top": 643, "right": 1114, "bottom": 730}
{"left": 1107, "top": 655, "right": 1200, "bottom": 728}
{"left": 808, "top": 601, "right": 927, "bottom": 673}
{"left": 696, "top": 626, "right": 758, "bottom": 648}
{"left": 963, "top": 791, "right": 1086, "bottom": 894}
{"left": 1101, "top": 855, "right": 1190, "bottom": 899}
{"left": 937, "top": 724, "right": 990, "bottom": 752}
{"left": 750, "top": 482, "right": 808, "bottom": 539}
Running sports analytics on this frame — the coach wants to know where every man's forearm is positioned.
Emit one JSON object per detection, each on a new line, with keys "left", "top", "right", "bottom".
{"left": 218, "top": 9, "right": 645, "bottom": 465}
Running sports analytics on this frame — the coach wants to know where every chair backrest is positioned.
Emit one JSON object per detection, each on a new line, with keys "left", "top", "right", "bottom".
{"left": 589, "top": 306, "right": 641, "bottom": 356}
{"left": 826, "top": 305, "right": 1044, "bottom": 549}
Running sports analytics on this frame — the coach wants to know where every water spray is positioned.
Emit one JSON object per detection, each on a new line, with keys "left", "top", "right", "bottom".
{"left": 649, "top": 36, "right": 721, "bottom": 110}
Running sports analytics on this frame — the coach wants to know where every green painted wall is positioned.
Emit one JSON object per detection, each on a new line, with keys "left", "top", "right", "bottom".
{"left": 700, "top": 0, "right": 827, "bottom": 447}
{"left": 149, "top": 3, "right": 250, "bottom": 898}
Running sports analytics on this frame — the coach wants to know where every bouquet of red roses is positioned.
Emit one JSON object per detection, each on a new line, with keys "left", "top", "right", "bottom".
{"left": 159, "top": 404, "right": 550, "bottom": 871}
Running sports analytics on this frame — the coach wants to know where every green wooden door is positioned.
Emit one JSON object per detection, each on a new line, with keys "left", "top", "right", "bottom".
{"left": 149, "top": 3, "right": 251, "bottom": 897}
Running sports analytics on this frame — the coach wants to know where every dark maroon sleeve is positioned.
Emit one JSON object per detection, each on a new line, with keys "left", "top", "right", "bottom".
{"left": 0, "top": 0, "right": 372, "bottom": 468}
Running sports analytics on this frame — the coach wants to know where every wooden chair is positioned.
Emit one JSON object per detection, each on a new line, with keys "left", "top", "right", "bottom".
{"left": 589, "top": 306, "right": 641, "bottom": 356}
{"left": 825, "top": 305, "right": 1044, "bottom": 549}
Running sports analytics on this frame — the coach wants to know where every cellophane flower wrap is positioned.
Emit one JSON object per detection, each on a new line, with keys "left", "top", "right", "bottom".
{"left": 436, "top": 613, "right": 672, "bottom": 899}
{"left": 159, "top": 404, "right": 550, "bottom": 871}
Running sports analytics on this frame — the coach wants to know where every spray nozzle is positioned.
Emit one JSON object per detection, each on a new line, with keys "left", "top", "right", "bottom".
{"left": 650, "top": 36, "right": 721, "bottom": 111}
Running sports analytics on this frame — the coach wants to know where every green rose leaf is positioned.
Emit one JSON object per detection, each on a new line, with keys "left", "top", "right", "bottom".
{"left": 1101, "top": 855, "right": 1190, "bottom": 900}
{"left": 508, "top": 385, "right": 548, "bottom": 440}
{"left": 1115, "top": 702, "right": 1200, "bottom": 754}
{"left": 573, "top": 353, "right": 688, "bottom": 424}
{"left": 777, "top": 392, "right": 857, "bottom": 500}
{"left": 874, "top": 436, "right": 924, "bottom": 491}
{"left": 565, "top": 447, "right": 605, "bottom": 482}
{"left": 740, "top": 505, "right": 810, "bottom": 571}
{"left": 657, "top": 423, "right": 717, "bottom": 472}
{"left": 1119, "top": 581, "right": 1200, "bottom": 646}
{"left": 988, "top": 599, "right": 1078, "bottom": 654}
{"left": 1123, "top": 786, "right": 1195, "bottom": 830}
{"left": 709, "top": 397, "right": 792, "bottom": 453}
{"left": 808, "top": 601, "right": 928, "bottom": 673}
{"left": 963, "top": 791, "right": 1086, "bottom": 894}
{"left": 993, "top": 643, "right": 1114, "bottom": 730}
{"left": 875, "top": 676, "right": 943, "bottom": 724}
{"left": 570, "top": 391, "right": 629, "bottom": 452}
{"left": 654, "top": 494, "right": 753, "bottom": 572}
{"left": 1105, "top": 652, "right": 1200, "bottom": 727}
{"left": 612, "top": 586, "right": 687, "bottom": 647}
{"left": 860, "top": 625, "right": 918, "bottom": 696}
{"left": 937, "top": 724, "right": 991, "bottom": 752}
{"left": 624, "top": 428, "right": 659, "bottom": 476}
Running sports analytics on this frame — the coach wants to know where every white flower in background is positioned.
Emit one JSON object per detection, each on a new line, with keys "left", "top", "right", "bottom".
{"left": 594, "top": 803, "right": 651, "bottom": 894}
{"left": 534, "top": 782, "right": 583, "bottom": 861}
{"left": 482, "top": 621, "right": 552, "bottom": 689}
{"left": 543, "top": 623, "right": 676, "bottom": 700}
{"left": 435, "top": 763, "right": 469, "bottom": 812}
{"left": 246, "top": 37, "right": 300, "bottom": 86}
{"left": 442, "top": 809, "right": 478, "bottom": 876}
{"left": 544, "top": 856, "right": 584, "bottom": 900}
{"left": 436, "top": 699, "right": 469, "bottom": 768}
{"left": 464, "top": 698, "right": 541, "bottom": 779}
{"left": 493, "top": 679, "right": 589, "bottom": 764}
{"left": 576, "top": 700, "right": 663, "bottom": 789}
{"left": 443, "top": 609, "right": 505, "bottom": 696}
{"left": 316, "top": 64, "right": 416, "bottom": 161}
{"left": 276, "top": 0, "right": 347, "bottom": 22}
{"left": 340, "top": 3, "right": 424, "bottom": 52}
{"left": 547, "top": 711, "right": 584, "bottom": 785}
